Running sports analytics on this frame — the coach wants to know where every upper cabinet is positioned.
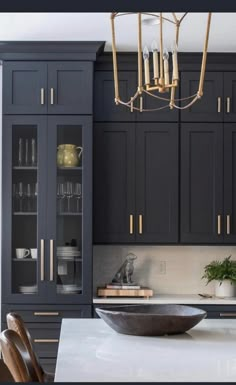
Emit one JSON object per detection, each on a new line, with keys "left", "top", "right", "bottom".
{"left": 3, "top": 61, "right": 93, "bottom": 115}
{"left": 181, "top": 123, "right": 223, "bottom": 243}
{"left": 93, "top": 122, "right": 179, "bottom": 244}
{"left": 94, "top": 71, "right": 179, "bottom": 122}
{"left": 181, "top": 71, "right": 236, "bottom": 122}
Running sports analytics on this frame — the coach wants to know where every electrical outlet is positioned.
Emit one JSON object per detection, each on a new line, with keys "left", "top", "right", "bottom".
{"left": 157, "top": 261, "right": 166, "bottom": 275}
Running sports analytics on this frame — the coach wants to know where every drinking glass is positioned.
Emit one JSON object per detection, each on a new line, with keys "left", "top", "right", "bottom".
{"left": 57, "top": 183, "right": 66, "bottom": 213}
{"left": 74, "top": 183, "right": 82, "bottom": 212}
{"left": 31, "top": 138, "right": 37, "bottom": 167}
{"left": 65, "top": 182, "right": 73, "bottom": 212}
{"left": 33, "top": 182, "right": 38, "bottom": 212}
{"left": 12, "top": 183, "right": 18, "bottom": 212}
{"left": 26, "top": 183, "right": 32, "bottom": 212}
{"left": 18, "top": 182, "right": 24, "bottom": 212}
{"left": 25, "top": 139, "right": 29, "bottom": 166}
{"left": 18, "top": 138, "right": 23, "bottom": 166}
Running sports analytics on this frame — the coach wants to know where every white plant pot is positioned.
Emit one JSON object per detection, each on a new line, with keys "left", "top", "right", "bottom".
{"left": 215, "top": 280, "right": 235, "bottom": 298}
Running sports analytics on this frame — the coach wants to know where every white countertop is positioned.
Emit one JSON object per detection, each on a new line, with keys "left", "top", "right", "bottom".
{"left": 93, "top": 294, "right": 236, "bottom": 305}
{"left": 55, "top": 318, "right": 236, "bottom": 382}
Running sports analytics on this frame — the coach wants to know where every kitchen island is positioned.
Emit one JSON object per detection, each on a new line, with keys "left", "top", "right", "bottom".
{"left": 55, "top": 318, "right": 236, "bottom": 382}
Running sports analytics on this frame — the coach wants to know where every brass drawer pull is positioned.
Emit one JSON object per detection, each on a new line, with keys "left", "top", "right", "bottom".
{"left": 217, "top": 97, "right": 221, "bottom": 113}
{"left": 227, "top": 97, "right": 231, "bottom": 113}
{"left": 50, "top": 88, "right": 54, "bottom": 105}
{"left": 40, "top": 239, "right": 45, "bottom": 281}
{"left": 220, "top": 313, "right": 236, "bottom": 317}
{"left": 34, "top": 339, "right": 59, "bottom": 343}
{"left": 139, "top": 214, "right": 143, "bottom": 235}
{"left": 226, "top": 215, "right": 231, "bottom": 235}
{"left": 50, "top": 239, "right": 54, "bottom": 281}
{"left": 40, "top": 88, "right": 45, "bottom": 105}
{"left": 34, "top": 312, "right": 59, "bottom": 316}
{"left": 217, "top": 215, "right": 221, "bottom": 235}
{"left": 129, "top": 214, "right": 134, "bottom": 234}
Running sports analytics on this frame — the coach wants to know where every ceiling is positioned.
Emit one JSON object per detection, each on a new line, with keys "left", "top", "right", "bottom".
{"left": 0, "top": 13, "right": 235, "bottom": 52}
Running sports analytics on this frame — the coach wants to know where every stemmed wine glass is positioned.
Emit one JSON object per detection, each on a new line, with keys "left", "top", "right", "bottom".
{"left": 26, "top": 183, "right": 32, "bottom": 212}
{"left": 57, "top": 183, "right": 66, "bottom": 213}
{"left": 17, "top": 182, "right": 25, "bottom": 212}
{"left": 74, "top": 183, "right": 82, "bottom": 212}
{"left": 65, "top": 182, "right": 73, "bottom": 212}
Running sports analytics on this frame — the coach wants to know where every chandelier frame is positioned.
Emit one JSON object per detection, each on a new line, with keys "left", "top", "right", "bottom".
{"left": 111, "top": 12, "right": 212, "bottom": 112}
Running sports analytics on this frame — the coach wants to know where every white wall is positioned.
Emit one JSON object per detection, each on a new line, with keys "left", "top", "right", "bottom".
{"left": 93, "top": 245, "right": 236, "bottom": 296}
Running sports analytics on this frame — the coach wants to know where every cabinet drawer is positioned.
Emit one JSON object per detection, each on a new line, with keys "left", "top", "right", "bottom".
{"left": 2, "top": 322, "right": 60, "bottom": 358}
{"left": 2, "top": 304, "right": 92, "bottom": 324}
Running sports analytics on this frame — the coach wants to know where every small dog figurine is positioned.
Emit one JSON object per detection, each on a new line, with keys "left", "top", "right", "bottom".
{"left": 111, "top": 253, "right": 137, "bottom": 285}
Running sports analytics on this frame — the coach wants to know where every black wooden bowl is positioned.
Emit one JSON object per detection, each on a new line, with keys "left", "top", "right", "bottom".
{"left": 96, "top": 304, "right": 206, "bottom": 336}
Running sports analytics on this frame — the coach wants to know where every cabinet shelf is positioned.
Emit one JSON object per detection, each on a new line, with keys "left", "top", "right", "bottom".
{"left": 57, "top": 167, "right": 83, "bottom": 171}
{"left": 57, "top": 212, "right": 82, "bottom": 216}
{"left": 57, "top": 257, "right": 82, "bottom": 262}
{"left": 13, "top": 258, "right": 37, "bottom": 262}
{"left": 13, "top": 166, "right": 38, "bottom": 170}
{"left": 13, "top": 212, "right": 37, "bottom": 216}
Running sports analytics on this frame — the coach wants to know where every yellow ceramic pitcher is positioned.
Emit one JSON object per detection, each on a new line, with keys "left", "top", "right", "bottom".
{"left": 57, "top": 144, "right": 83, "bottom": 167}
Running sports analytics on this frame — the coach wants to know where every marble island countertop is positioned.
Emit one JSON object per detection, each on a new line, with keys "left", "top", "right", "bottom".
{"left": 55, "top": 318, "right": 236, "bottom": 382}
{"left": 93, "top": 293, "right": 236, "bottom": 305}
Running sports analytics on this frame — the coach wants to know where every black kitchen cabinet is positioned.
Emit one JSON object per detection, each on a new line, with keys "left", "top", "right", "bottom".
{"left": 135, "top": 123, "right": 178, "bottom": 243}
{"left": 94, "top": 122, "right": 179, "bottom": 243}
{"left": 181, "top": 71, "right": 236, "bottom": 122}
{"left": 94, "top": 71, "right": 178, "bottom": 122}
{"left": 224, "top": 73, "right": 236, "bottom": 122}
{"left": 3, "top": 61, "right": 93, "bottom": 115}
{"left": 93, "top": 123, "right": 136, "bottom": 243}
{"left": 224, "top": 124, "right": 236, "bottom": 242}
{"left": 94, "top": 71, "right": 136, "bottom": 122}
{"left": 181, "top": 123, "right": 224, "bottom": 243}
{"left": 2, "top": 115, "right": 93, "bottom": 304}
{"left": 2, "top": 304, "right": 91, "bottom": 373}
{"left": 181, "top": 72, "right": 223, "bottom": 122}
{"left": 3, "top": 62, "right": 48, "bottom": 115}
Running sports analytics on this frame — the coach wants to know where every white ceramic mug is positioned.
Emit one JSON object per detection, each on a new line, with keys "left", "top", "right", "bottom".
{"left": 16, "top": 248, "right": 30, "bottom": 259}
{"left": 30, "top": 248, "right": 37, "bottom": 259}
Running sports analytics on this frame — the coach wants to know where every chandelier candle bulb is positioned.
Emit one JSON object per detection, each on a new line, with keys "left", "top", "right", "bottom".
{"left": 143, "top": 46, "right": 150, "bottom": 85}
{"left": 172, "top": 43, "right": 179, "bottom": 81}
{"left": 151, "top": 41, "right": 159, "bottom": 79}
{"left": 163, "top": 49, "right": 170, "bottom": 88}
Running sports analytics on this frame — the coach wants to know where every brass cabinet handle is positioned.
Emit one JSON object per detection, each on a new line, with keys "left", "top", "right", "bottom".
{"left": 227, "top": 97, "right": 231, "bottom": 113}
{"left": 139, "top": 214, "right": 143, "bottom": 235}
{"left": 217, "top": 97, "right": 221, "bottom": 113}
{"left": 220, "top": 313, "right": 236, "bottom": 317}
{"left": 50, "top": 239, "right": 54, "bottom": 281}
{"left": 34, "top": 312, "right": 59, "bottom": 316}
{"left": 217, "top": 215, "right": 221, "bottom": 235}
{"left": 50, "top": 88, "right": 54, "bottom": 105}
{"left": 40, "top": 88, "right": 45, "bottom": 105}
{"left": 129, "top": 215, "right": 134, "bottom": 234}
{"left": 226, "top": 214, "right": 231, "bottom": 235}
{"left": 34, "top": 339, "right": 59, "bottom": 343}
{"left": 40, "top": 239, "right": 45, "bottom": 281}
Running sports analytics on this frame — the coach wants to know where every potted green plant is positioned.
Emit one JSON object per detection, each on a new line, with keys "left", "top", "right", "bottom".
{"left": 202, "top": 256, "right": 236, "bottom": 298}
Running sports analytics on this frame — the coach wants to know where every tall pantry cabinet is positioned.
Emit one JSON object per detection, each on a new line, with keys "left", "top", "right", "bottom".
{"left": 0, "top": 41, "right": 104, "bottom": 372}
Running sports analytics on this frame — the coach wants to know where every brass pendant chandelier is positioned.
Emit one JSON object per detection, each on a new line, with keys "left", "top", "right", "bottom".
{"left": 111, "top": 13, "right": 212, "bottom": 112}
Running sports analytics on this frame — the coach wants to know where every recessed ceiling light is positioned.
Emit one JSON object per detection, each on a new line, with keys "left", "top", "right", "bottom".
{"left": 142, "top": 17, "right": 161, "bottom": 26}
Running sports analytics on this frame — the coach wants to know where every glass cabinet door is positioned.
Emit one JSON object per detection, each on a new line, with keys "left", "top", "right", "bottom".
{"left": 47, "top": 116, "right": 92, "bottom": 303}
{"left": 2, "top": 116, "right": 47, "bottom": 302}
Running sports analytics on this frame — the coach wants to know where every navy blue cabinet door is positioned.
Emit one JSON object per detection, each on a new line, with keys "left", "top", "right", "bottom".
{"left": 3, "top": 62, "right": 47, "bottom": 114}
{"left": 48, "top": 62, "right": 93, "bottom": 114}
{"left": 93, "top": 123, "right": 136, "bottom": 243}
{"left": 135, "top": 123, "right": 179, "bottom": 243}
{"left": 180, "top": 72, "right": 223, "bottom": 122}
{"left": 224, "top": 73, "right": 236, "bottom": 122}
{"left": 181, "top": 123, "right": 223, "bottom": 243}
{"left": 224, "top": 124, "right": 236, "bottom": 242}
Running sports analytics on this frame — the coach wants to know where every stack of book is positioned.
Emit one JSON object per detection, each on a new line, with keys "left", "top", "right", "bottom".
{"left": 106, "top": 284, "right": 141, "bottom": 289}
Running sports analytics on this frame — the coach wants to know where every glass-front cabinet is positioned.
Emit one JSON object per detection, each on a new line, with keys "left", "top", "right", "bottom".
{"left": 2, "top": 115, "right": 92, "bottom": 304}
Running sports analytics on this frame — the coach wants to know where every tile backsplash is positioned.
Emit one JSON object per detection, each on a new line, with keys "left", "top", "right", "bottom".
{"left": 93, "top": 245, "right": 236, "bottom": 295}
